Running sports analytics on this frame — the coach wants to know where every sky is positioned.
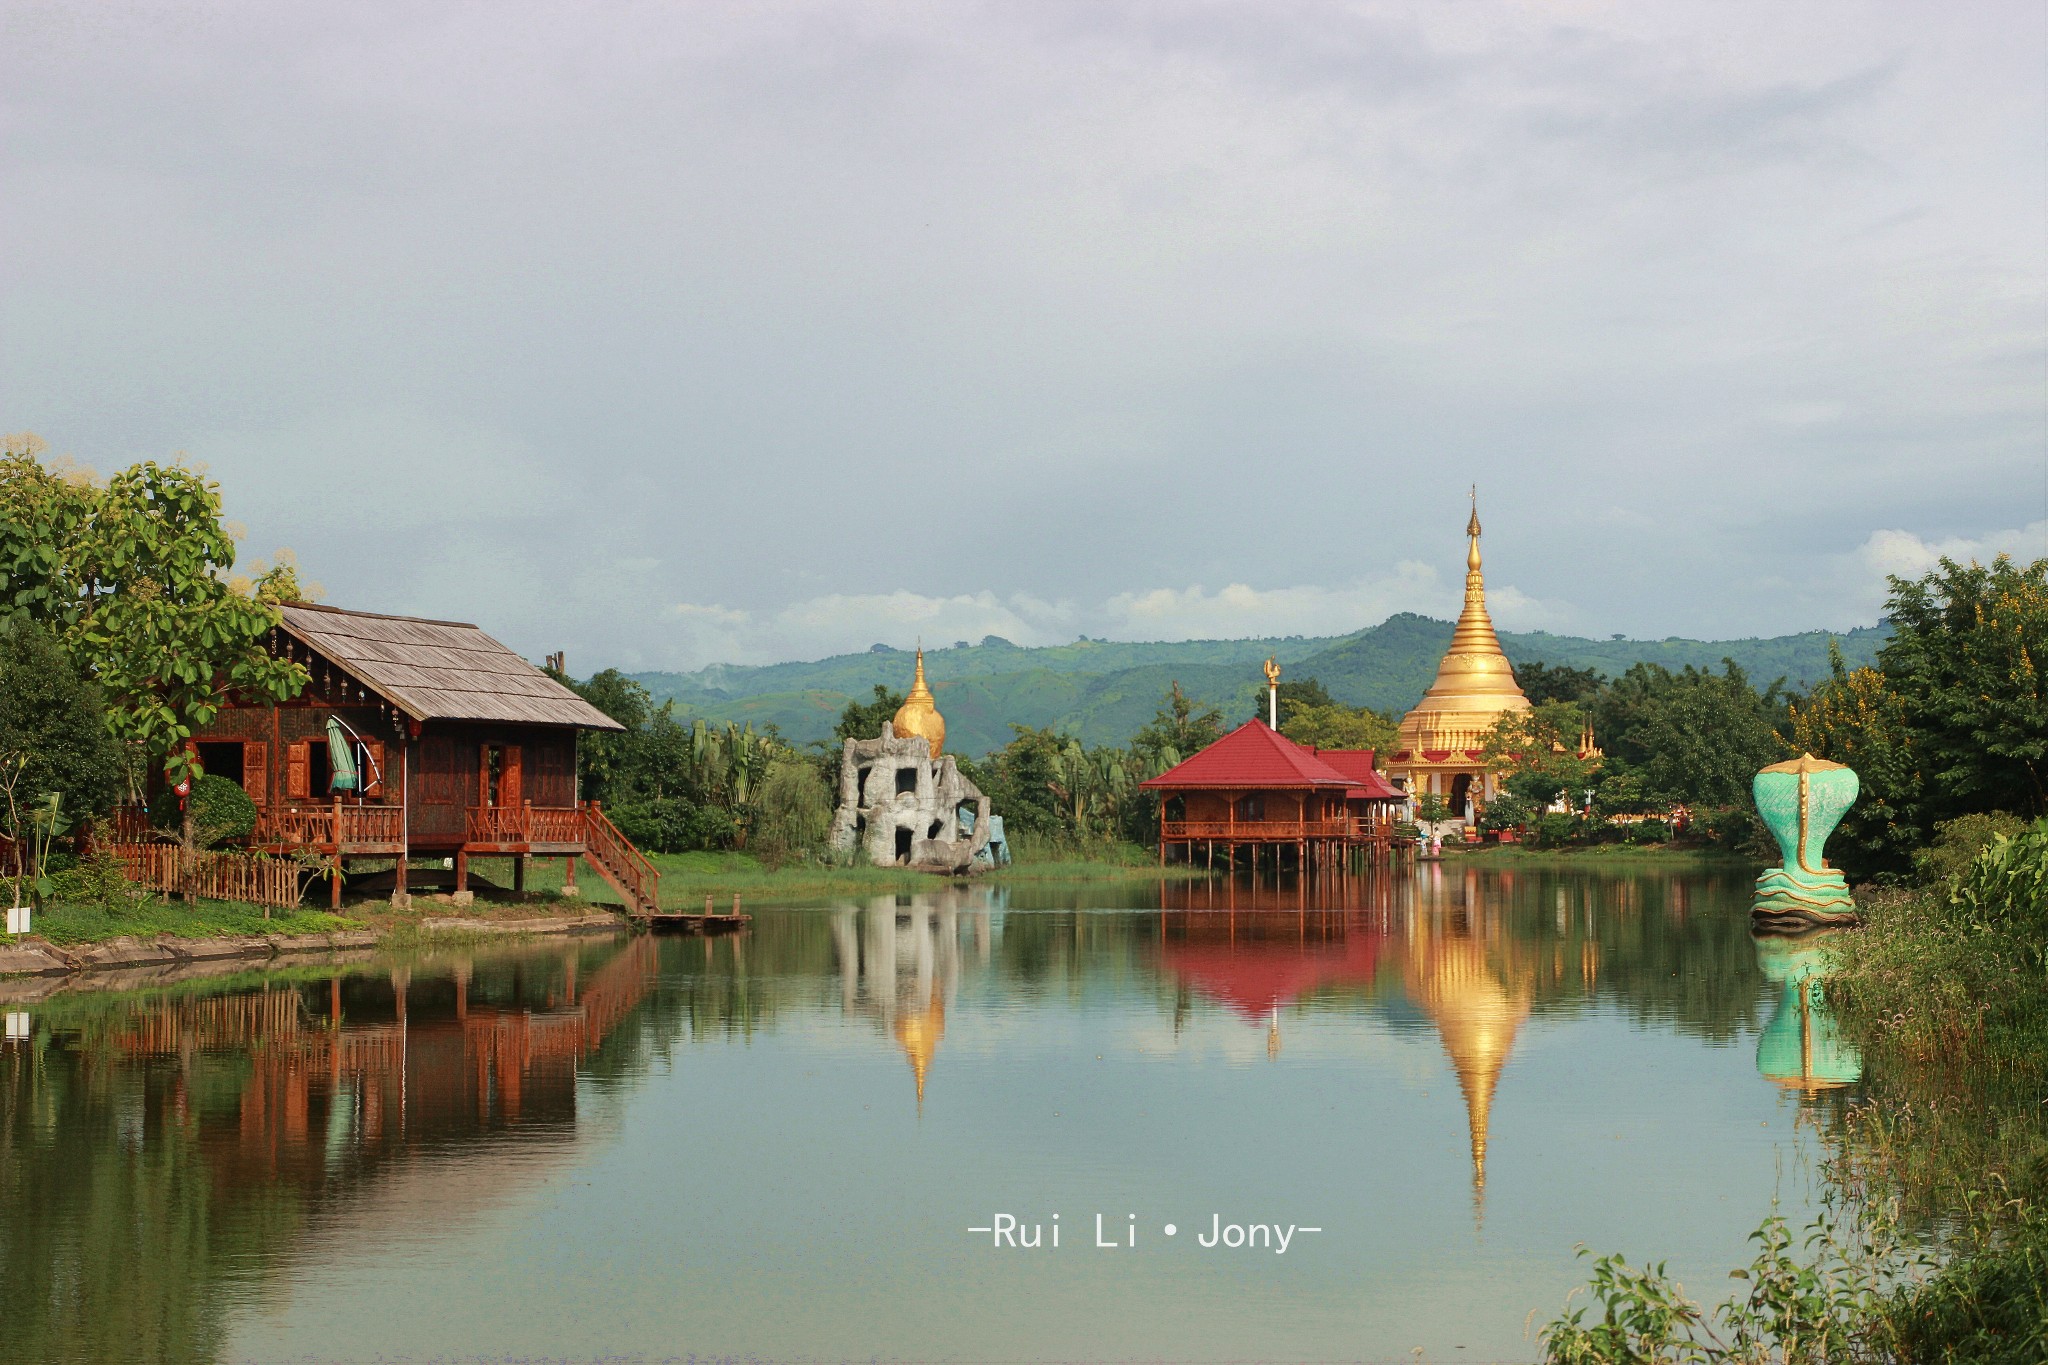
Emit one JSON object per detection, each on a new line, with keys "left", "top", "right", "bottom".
{"left": 5, "top": 0, "right": 2044, "bottom": 672}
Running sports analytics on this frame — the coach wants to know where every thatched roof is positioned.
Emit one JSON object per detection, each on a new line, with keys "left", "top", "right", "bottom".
{"left": 276, "top": 603, "right": 623, "bottom": 730}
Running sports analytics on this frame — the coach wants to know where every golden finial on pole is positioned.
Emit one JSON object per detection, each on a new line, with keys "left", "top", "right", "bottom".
{"left": 1263, "top": 657, "right": 1281, "bottom": 728}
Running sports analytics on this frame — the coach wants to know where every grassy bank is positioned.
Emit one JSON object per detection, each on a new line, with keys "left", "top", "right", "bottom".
{"left": 407, "top": 841, "right": 1202, "bottom": 910}
{"left": 23, "top": 896, "right": 364, "bottom": 947}
{"left": 1539, "top": 818, "right": 2048, "bottom": 1363}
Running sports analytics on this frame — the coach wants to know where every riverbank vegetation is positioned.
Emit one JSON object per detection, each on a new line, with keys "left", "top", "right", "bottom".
{"left": 1540, "top": 817, "right": 2048, "bottom": 1363}
{"left": 26, "top": 892, "right": 361, "bottom": 947}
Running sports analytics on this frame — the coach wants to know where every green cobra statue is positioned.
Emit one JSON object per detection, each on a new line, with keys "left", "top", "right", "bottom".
{"left": 1750, "top": 753, "right": 1860, "bottom": 929}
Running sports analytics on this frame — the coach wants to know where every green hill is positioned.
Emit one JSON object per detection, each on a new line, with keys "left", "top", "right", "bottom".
{"left": 628, "top": 617, "right": 1889, "bottom": 755}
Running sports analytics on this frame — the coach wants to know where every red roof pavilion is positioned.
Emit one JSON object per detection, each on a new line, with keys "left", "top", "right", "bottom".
{"left": 1141, "top": 721, "right": 1406, "bottom": 865}
{"left": 1140, "top": 721, "right": 1356, "bottom": 791}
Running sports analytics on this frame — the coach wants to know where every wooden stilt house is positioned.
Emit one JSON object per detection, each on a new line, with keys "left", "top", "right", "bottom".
{"left": 172, "top": 603, "right": 656, "bottom": 912}
{"left": 1141, "top": 720, "right": 1406, "bottom": 872}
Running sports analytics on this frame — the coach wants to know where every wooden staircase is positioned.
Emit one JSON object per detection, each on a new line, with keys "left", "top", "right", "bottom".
{"left": 578, "top": 802, "right": 661, "bottom": 916}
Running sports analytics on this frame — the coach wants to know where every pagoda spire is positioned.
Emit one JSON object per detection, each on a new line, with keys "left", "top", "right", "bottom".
{"left": 892, "top": 644, "right": 947, "bottom": 758}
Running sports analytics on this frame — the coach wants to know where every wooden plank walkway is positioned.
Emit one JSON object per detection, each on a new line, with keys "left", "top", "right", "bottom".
{"left": 634, "top": 894, "right": 751, "bottom": 935}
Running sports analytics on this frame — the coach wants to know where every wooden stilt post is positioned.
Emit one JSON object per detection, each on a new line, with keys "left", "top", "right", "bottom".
{"left": 564, "top": 854, "right": 577, "bottom": 894}
{"left": 513, "top": 855, "right": 526, "bottom": 894}
{"left": 455, "top": 850, "right": 469, "bottom": 894}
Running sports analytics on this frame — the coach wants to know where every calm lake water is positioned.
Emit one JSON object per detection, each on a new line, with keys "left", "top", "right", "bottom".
{"left": 0, "top": 864, "right": 1857, "bottom": 1364}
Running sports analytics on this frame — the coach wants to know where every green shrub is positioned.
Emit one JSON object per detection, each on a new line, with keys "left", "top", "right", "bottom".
{"left": 750, "top": 758, "right": 833, "bottom": 861}
{"left": 1478, "top": 792, "right": 1535, "bottom": 834}
{"left": 147, "top": 773, "right": 257, "bottom": 847}
{"left": 1533, "top": 812, "right": 1580, "bottom": 848}
{"left": 48, "top": 845, "right": 143, "bottom": 916}
{"left": 1916, "top": 811, "right": 2030, "bottom": 886}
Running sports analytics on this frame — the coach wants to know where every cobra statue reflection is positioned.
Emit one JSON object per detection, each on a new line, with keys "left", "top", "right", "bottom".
{"left": 1752, "top": 929, "right": 1863, "bottom": 1094}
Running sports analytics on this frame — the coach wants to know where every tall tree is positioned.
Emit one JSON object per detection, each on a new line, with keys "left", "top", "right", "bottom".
{"left": 1789, "top": 643, "right": 1928, "bottom": 877}
{"left": 1133, "top": 682, "right": 1224, "bottom": 765}
{"left": 834, "top": 684, "right": 906, "bottom": 746}
{"left": 70, "top": 463, "right": 308, "bottom": 798}
{"left": 0, "top": 619, "right": 123, "bottom": 819}
{"left": 1482, "top": 702, "right": 1604, "bottom": 810}
{"left": 555, "top": 667, "right": 652, "bottom": 803}
{"left": 1877, "top": 555, "right": 2047, "bottom": 818}
{"left": 1514, "top": 661, "right": 1607, "bottom": 706}
{"left": 1282, "top": 701, "right": 1399, "bottom": 754}
{"left": 1593, "top": 661, "right": 1787, "bottom": 808}
{"left": 1247, "top": 676, "right": 1333, "bottom": 729}
{"left": 1, "top": 445, "right": 308, "bottom": 879}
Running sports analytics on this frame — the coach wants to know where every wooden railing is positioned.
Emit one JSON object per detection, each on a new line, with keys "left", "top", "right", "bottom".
{"left": 466, "top": 805, "right": 525, "bottom": 845}
{"left": 1162, "top": 818, "right": 1362, "bottom": 841}
{"left": 464, "top": 804, "right": 584, "bottom": 846}
{"left": 582, "top": 801, "right": 658, "bottom": 912}
{"left": 254, "top": 803, "right": 404, "bottom": 849}
{"left": 109, "top": 844, "right": 302, "bottom": 910}
{"left": 528, "top": 805, "right": 584, "bottom": 844}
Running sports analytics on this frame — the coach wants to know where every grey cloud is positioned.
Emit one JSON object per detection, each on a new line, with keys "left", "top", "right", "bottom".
{"left": 3, "top": 0, "right": 2041, "bottom": 664}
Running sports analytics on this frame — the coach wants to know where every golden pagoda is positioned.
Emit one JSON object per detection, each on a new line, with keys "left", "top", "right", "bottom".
{"left": 891, "top": 647, "right": 946, "bottom": 760}
{"left": 1387, "top": 494, "right": 1532, "bottom": 822}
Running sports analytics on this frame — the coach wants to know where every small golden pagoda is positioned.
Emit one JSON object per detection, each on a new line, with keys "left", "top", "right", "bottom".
{"left": 1387, "top": 494, "right": 1532, "bottom": 821}
{"left": 892, "top": 648, "right": 946, "bottom": 760}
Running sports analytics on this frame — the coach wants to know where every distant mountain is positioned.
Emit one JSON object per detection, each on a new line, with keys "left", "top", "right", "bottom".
{"left": 626, "top": 617, "right": 1889, "bottom": 755}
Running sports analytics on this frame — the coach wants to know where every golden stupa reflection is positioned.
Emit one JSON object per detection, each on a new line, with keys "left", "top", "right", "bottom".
{"left": 831, "top": 888, "right": 994, "bottom": 1111}
{"left": 1408, "top": 928, "right": 1531, "bottom": 1226}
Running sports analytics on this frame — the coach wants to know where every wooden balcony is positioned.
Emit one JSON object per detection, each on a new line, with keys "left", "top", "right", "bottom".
{"left": 253, "top": 802, "right": 407, "bottom": 853}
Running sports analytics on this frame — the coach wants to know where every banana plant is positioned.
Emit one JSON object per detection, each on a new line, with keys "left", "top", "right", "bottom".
{"left": 27, "top": 793, "right": 69, "bottom": 906}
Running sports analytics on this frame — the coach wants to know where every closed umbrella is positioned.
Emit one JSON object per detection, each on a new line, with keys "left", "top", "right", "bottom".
{"left": 325, "top": 716, "right": 360, "bottom": 793}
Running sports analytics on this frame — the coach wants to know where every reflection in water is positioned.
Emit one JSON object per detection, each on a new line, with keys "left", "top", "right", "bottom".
{"left": 2, "top": 865, "right": 1795, "bottom": 1362}
{"left": 0, "top": 938, "right": 659, "bottom": 1364}
{"left": 1753, "top": 929, "right": 1863, "bottom": 1093}
{"left": 831, "top": 889, "right": 992, "bottom": 1106}
{"left": 1155, "top": 870, "right": 1544, "bottom": 1224}
{"left": 1409, "top": 928, "right": 1531, "bottom": 1223}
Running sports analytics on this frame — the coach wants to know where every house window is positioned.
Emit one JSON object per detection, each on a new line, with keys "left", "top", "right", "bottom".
{"left": 1234, "top": 794, "right": 1265, "bottom": 821}
{"left": 196, "top": 742, "right": 244, "bottom": 788}
{"left": 307, "top": 741, "right": 334, "bottom": 798}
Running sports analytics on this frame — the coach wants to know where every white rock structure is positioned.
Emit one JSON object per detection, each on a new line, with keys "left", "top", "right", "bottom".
{"left": 828, "top": 729, "right": 992, "bottom": 873}
{"left": 827, "top": 650, "right": 994, "bottom": 873}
